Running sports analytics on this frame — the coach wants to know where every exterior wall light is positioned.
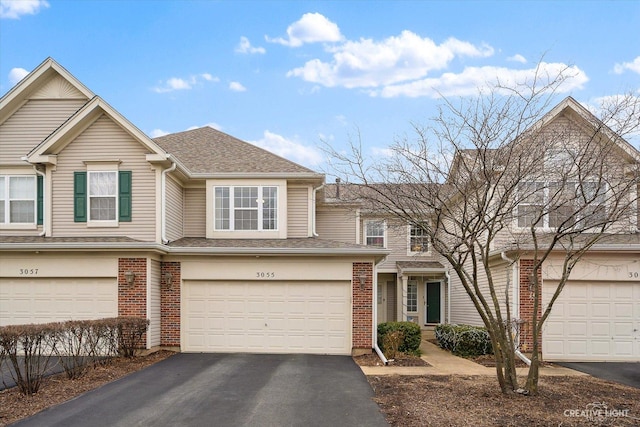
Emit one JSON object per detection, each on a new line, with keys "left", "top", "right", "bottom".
{"left": 358, "top": 274, "right": 367, "bottom": 291}
{"left": 163, "top": 272, "right": 173, "bottom": 288}
{"left": 124, "top": 270, "right": 136, "bottom": 286}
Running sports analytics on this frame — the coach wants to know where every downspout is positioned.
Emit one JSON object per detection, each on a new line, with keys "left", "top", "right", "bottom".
{"left": 161, "top": 156, "right": 177, "bottom": 244}
{"left": 372, "top": 257, "right": 389, "bottom": 365}
{"left": 445, "top": 269, "right": 451, "bottom": 324}
{"left": 311, "top": 184, "right": 324, "bottom": 237}
{"left": 33, "top": 165, "right": 46, "bottom": 237}
{"left": 501, "top": 251, "right": 531, "bottom": 366}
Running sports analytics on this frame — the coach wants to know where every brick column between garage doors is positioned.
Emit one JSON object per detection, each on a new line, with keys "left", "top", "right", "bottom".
{"left": 352, "top": 262, "right": 373, "bottom": 355}
{"left": 118, "top": 258, "right": 148, "bottom": 346}
{"left": 160, "top": 261, "right": 181, "bottom": 347}
{"left": 519, "top": 259, "right": 542, "bottom": 353}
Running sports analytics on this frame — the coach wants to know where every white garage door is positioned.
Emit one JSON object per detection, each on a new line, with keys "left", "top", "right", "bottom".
{"left": 183, "top": 281, "right": 351, "bottom": 354}
{"left": 542, "top": 281, "right": 640, "bottom": 361}
{"left": 0, "top": 278, "right": 118, "bottom": 326}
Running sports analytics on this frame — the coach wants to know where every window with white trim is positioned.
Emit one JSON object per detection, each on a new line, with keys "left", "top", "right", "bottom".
{"left": 214, "top": 186, "right": 278, "bottom": 231}
{"left": 409, "top": 222, "right": 429, "bottom": 253}
{"left": 517, "top": 180, "right": 606, "bottom": 229}
{"left": 365, "top": 220, "right": 385, "bottom": 247}
{"left": 407, "top": 280, "right": 418, "bottom": 312}
{"left": 88, "top": 171, "right": 117, "bottom": 221}
{"left": 0, "top": 175, "right": 36, "bottom": 224}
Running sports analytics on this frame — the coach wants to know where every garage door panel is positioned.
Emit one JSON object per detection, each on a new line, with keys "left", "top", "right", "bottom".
{"left": 183, "top": 281, "right": 351, "bottom": 354}
{"left": 543, "top": 281, "right": 640, "bottom": 361}
{"left": 0, "top": 278, "right": 117, "bottom": 326}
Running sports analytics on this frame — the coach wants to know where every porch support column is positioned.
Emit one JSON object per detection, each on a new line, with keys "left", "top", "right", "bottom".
{"left": 400, "top": 274, "right": 409, "bottom": 321}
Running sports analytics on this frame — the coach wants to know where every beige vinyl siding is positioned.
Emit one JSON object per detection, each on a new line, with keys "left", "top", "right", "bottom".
{"left": 287, "top": 187, "right": 309, "bottom": 238}
{"left": 374, "top": 219, "right": 409, "bottom": 271}
{"left": 0, "top": 99, "right": 86, "bottom": 165}
{"left": 316, "top": 207, "right": 356, "bottom": 243}
{"left": 183, "top": 187, "right": 206, "bottom": 237}
{"left": 51, "top": 115, "right": 157, "bottom": 240}
{"left": 149, "top": 259, "right": 161, "bottom": 348}
{"left": 448, "top": 258, "right": 510, "bottom": 326}
{"left": 165, "top": 176, "right": 183, "bottom": 241}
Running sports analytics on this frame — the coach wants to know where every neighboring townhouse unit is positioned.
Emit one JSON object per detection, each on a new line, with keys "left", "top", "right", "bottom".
{"left": 320, "top": 98, "right": 640, "bottom": 363}
{"left": 0, "top": 58, "right": 388, "bottom": 356}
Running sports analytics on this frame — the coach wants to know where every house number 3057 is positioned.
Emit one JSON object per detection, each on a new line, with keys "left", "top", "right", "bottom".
{"left": 19, "top": 269, "right": 39, "bottom": 275}
{"left": 256, "top": 272, "right": 275, "bottom": 278}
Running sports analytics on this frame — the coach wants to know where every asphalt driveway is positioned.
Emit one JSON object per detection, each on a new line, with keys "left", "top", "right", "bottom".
{"left": 558, "top": 362, "right": 640, "bottom": 389}
{"left": 12, "top": 353, "right": 388, "bottom": 427}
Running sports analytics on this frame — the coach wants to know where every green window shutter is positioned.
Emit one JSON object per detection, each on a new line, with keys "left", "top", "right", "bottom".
{"left": 37, "top": 175, "right": 44, "bottom": 225}
{"left": 74, "top": 172, "right": 87, "bottom": 223}
{"left": 119, "top": 171, "right": 132, "bottom": 222}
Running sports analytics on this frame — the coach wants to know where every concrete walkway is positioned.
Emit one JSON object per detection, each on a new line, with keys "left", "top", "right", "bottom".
{"left": 359, "top": 340, "right": 586, "bottom": 377}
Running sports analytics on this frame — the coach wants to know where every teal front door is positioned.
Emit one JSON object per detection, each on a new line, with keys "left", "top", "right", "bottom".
{"left": 426, "top": 282, "right": 441, "bottom": 324}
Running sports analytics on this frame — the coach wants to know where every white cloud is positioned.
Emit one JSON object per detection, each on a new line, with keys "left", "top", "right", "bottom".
{"left": 0, "top": 0, "right": 48, "bottom": 19}
{"left": 371, "top": 147, "right": 394, "bottom": 157}
{"left": 150, "top": 129, "right": 170, "bottom": 138}
{"left": 250, "top": 130, "right": 323, "bottom": 166}
{"left": 153, "top": 73, "right": 217, "bottom": 93}
{"left": 375, "top": 62, "right": 589, "bottom": 98}
{"left": 187, "top": 122, "right": 222, "bottom": 131}
{"left": 613, "top": 56, "right": 640, "bottom": 75}
{"left": 8, "top": 67, "right": 28, "bottom": 85}
{"left": 229, "top": 81, "right": 246, "bottom": 92}
{"left": 235, "top": 36, "right": 266, "bottom": 54}
{"left": 287, "top": 31, "right": 494, "bottom": 88}
{"left": 507, "top": 54, "right": 527, "bottom": 64}
{"left": 267, "top": 12, "right": 342, "bottom": 47}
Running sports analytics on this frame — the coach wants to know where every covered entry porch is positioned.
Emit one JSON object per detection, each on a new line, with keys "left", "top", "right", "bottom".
{"left": 376, "top": 261, "right": 449, "bottom": 328}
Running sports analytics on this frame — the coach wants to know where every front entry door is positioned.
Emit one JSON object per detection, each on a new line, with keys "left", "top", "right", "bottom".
{"left": 426, "top": 282, "right": 441, "bottom": 324}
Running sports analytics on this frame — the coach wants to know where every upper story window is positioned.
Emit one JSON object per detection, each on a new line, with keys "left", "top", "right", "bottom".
{"left": 214, "top": 186, "right": 278, "bottom": 231}
{"left": 409, "top": 222, "right": 429, "bottom": 253}
{"left": 365, "top": 220, "right": 385, "bottom": 247}
{"left": 517, "top": 180, "right": 606, "bottom": 229}
{"left": 74, "top": 168, "right": 131, "bottom": 226}
{"left": 88, "top": 171, "right": 117, "bottom": 221}
{"left": 0, "top": 175, "right": 37, "bottom": 224}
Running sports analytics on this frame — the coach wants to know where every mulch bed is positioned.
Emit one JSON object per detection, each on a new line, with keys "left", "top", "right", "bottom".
{"left": 353, "top": 352, "right": 430, "bottom": 367}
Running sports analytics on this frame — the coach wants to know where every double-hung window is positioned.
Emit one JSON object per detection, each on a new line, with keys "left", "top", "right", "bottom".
{"left": 517, "top": 182, "right": 545, "bottom": 228}
{"left": 409, "top": 222, "right": 429, "bottom": 253}
{"left": 88, "top": 171, "right": 117, "bottom": 221}
{"left": 214, "top": 186, "right": 278, "bottom": 231}
{"left": 365, "top": 220, "right": 385, "bottom": 247}
{"left": 0, "top": 175, "right": 37, "bottom": 224}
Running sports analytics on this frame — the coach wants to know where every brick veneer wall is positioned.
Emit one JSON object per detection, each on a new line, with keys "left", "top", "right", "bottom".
{"left": 118, "top": 258, "right": 148, "bottom": 347}
{"left": 160, "top": 261, "right": 181, "bottom": 347}
{"left": 118, "top": 258, "right": 147, "bottom": 317}
{"left": 352, "top": 262, "right": 373, "bottom": 354}
{"left": 519, "top": 259, "right": 542, "bottom": 352}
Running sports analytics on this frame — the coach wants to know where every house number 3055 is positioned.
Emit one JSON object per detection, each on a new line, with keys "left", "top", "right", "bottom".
{"left": 19, "top": 269, "right": 39, "bottom": 275}
{"left": 256, "top": 272, "right": 275, "bottom": 278}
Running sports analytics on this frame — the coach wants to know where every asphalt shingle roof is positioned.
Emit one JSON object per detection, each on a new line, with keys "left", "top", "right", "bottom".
{"left": 153, "top": 126, "right": 319, "bottom": 175}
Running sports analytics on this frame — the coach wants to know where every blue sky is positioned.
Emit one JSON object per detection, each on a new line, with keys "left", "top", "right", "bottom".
{"left": 1, "top": 0, "right": 639, "bottom": 171}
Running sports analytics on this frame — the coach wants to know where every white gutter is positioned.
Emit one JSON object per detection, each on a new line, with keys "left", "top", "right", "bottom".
{"left": 501, "top": 251, "right": 531, "bottom": 366}
{"left": 372, "top": 258, "right": 388, "bottom": 365}
{"left": 33, "top": 165, "right": 46, "bottom": 237}
{"left": 311, "top": 184, "right": 324, "bottom": 237}
{"left": 445, "top": 269, "right": 451, "bottom": 324}
{"left": 161, "top": 156, "right": 177, "bottom": 244}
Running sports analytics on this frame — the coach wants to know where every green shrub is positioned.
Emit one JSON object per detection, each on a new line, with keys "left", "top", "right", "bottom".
{"left": 434, "top": 323, "right": 492, "bottom": 357}
{"left": 377, "top": 321, "right": 421, "bottom": 355}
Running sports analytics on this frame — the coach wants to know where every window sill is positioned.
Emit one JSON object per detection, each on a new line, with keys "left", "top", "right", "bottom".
{"left": 0, "top": 223, "right": 38, "bottom": 230}
{"left": 87, "top": 221, "right": 119, "bottom": 228}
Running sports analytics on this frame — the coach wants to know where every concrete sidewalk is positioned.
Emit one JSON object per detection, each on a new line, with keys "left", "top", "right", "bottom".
{"left": 359, "top": 340, "right": 586, "bottom": 377}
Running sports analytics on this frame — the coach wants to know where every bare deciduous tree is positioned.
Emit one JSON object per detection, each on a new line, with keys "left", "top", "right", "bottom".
{"left": 323, "top": 68, "right": 640, "bottom": 395}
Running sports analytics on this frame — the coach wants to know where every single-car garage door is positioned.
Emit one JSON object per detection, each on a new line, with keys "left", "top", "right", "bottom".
{"left": 0, "top": 278, "right": 118, "bottom": 326}
{"left": 183, "top": 281, "right": 351, "bottom": 354}
{"left": 542, "top": 281, "right": 640, "bottom": 361}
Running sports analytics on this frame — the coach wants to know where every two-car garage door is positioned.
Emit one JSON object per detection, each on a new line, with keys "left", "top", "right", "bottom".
{"left": 182, "top": 281, "right": 351, "bottom": 355}
{"left": 543, "top": 281, "right": 640, "bottom": 361}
